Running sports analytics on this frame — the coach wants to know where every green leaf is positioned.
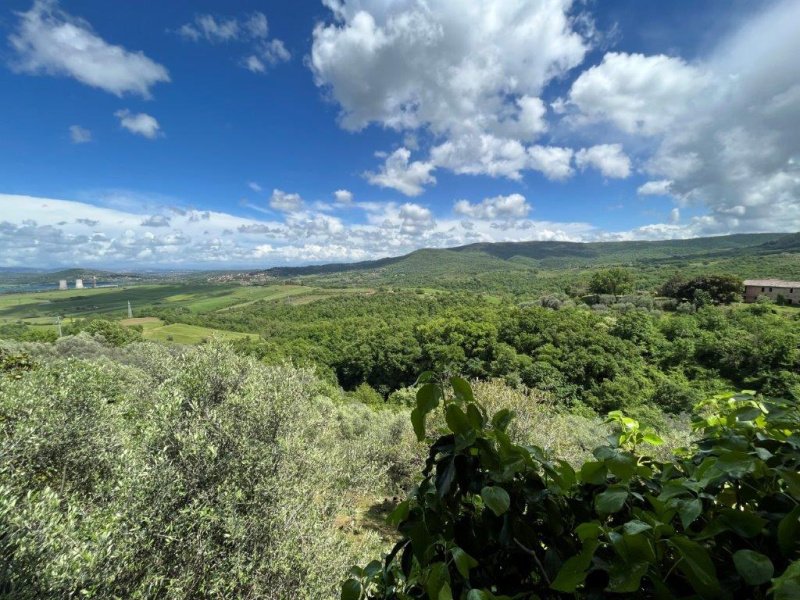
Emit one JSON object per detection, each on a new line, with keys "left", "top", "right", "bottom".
{"left": 678, "top": 498, "right": 702, "bottom": 529}
{"left": 450, "top": 376, "right": 474, "bottom": 403}
{"left": 415, "top": 371, "right": 435, "bottom": 385}
{"left": 770, "top": 560, "right": 800, "bottom": 600}
{"left": 416, "top": 383, "right": 441, "bottom": 413}
{"left": 411, "top": 407, "right": 426, "bottom": 441}
{"left": 438, "top": 582, "right": 453, "bottom": 600}
{"left": 341, "top": 578, "right": 362, "bottom": 600}
{"left": 623, "top": 519, "right": 652, "bottom": 536}
{"left": 669, "top": 536, "right": 721, "bottom": 597}
{"left": 481, "top": 486, "right": 511, "bottom": 516}
{"left": 451, "top": 547, "right": 479, "bottom": 579}
{"left": 595, "top": 485, "right": 628, "bottom": 516}
{"left": 466, "top": 403, "right": 485, "bottom": 429}
{"left": 733, "top": 550, "right": 774, "bottom": 586}
{"left": 778, "top": 505, "right": 800, "bottom": 557}
{"left": 386, "top": 500, "right": 410, "bottom": 528}
{"left": 576, "top": 521, "right": 602, "bottom": 541}
{"left": 445, "top": 404, "right": 472, "bottom": 435}
{"left": 491, "top": 408, "right": 514, "bottom": 432}
{"left": 580, "top": 461, "right": 607, "bottom": 485}
{"left": 607, "top": 561, "right": 649, "bottom": 593}
{"left": 781, "top": 469, "right": 800, "bottom": 500}
{"left": 426, "top": 562, "right": 449, "bottom": 600}
{"left": 551, "top": 540, "right": 598, "bottom": 592}
{"left": 642, "top": 432, "right": 664, "bottom": 446}
{"left": 466, "top": 590, "right": 493, "bottom": 600}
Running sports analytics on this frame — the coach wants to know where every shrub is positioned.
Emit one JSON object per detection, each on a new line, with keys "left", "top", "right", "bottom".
{"left": 346, "top": 376, "right": 800, "bottom": 599}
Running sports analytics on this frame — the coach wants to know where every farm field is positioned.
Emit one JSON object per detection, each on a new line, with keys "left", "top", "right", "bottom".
{"left": 0, "top": 282, "right": 360, "bottom": 324}
{"left": 120, "top": 317, "right": 259, "bottom": 344}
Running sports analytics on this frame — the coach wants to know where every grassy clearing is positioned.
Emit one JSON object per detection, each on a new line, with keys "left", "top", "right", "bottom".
{"left": 119, "top": 317, "right": 258, "bottom": 344}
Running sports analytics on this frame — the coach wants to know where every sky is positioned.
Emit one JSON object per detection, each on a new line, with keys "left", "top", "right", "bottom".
{"left": 0, "top": 0, "right": 798, "bottom": 268}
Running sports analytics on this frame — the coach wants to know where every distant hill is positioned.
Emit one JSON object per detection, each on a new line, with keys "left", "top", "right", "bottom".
{"left": 262, "top": 232, "right": 795, "bottom": 279}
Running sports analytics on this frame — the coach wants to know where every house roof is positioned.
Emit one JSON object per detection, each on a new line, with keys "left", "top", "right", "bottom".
{"left": 743, "top": 279, "right": 800, "bottom": 288}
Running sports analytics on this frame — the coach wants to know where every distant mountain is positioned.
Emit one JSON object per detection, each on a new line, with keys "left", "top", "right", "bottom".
{"left": 262, "top": 232, "right": 795, "bottom": 279}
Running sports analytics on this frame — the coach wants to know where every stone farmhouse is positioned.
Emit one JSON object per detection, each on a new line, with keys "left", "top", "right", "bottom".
{"left": 743, "top": 279, "right": 800, "bottom": 304}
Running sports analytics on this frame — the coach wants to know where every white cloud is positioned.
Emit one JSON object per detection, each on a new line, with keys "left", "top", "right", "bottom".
{"left": 269, "top": 189, "right": 303, "bottom": 213}
{"left": 179, "top": 15, "right": 241, "bottom": 42}
{"left": 69, "top": 125, "right": 92, "bottom": 144}
{"left": 637, "top": 180, "right": 672, "bottom": 196}
{"left": 178, "top": 12, "right": 290, "bottom": 73}
{"left": 115, "top": 110, "right": 162, "bottom": 139}
{"left": 311, "top": 0, "right": 589, "bottom": 179}
{"left": 334, "top": 189, "right": 353, "bottom": 204}
{"left": 454, "top": 194, "right": 530, "bottom": 220}
{"left": 398, "top": 203, "right": 434, "bottom": 235}
{"left": 575, "top": 144, "right": 631, "bottom": 178}
{"left": 9, "top": 0, "right": 169, "bottom": 98}
{"left": 527, "top": 145, "right": 574, "bottom": 180}
{"left": 248, "top": 181, "right": 263, "bottom": 192}
{"left": 141, "top": 215, "right": 171, "bottom": 228}
{"left": 565, "top": 52, "right": 710, "bottom": 135}
{"left": 365, "top": 148, "right": 436, "bottom": 196}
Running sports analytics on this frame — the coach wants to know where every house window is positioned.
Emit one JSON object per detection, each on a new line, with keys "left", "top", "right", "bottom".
{"left": 762, "top": 287, "right": 765, "bottom": 292}
{"left": 791, "top": 289, "right": 794, "bottom": 293}
{"left": 769, "top": 287, "right": 773, "bottom": 292}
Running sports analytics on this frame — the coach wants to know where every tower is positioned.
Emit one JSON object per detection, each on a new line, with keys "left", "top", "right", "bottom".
{"left": 75, "top": 279, "right": 84, "bottom": 289}
{"left": 127, "top": 301, "right": 133, "bottom": 319}
{"left": 92, "top": 275, "right": 97, "bottom": 288}
{"left": 58, "top": 279, "right": 67, "bottom": 290}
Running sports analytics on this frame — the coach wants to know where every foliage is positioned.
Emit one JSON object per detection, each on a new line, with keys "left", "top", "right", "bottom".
{"left": 588, "top": 268, "right": 635, "bottom": 297}
{"left": 663, "top": 275, "right": 743, "bottom": 306}
{"left": 0, "top": 341, "right": 409, "bottom": 598}
{"left": 346, "top": 377, "right": 800, "bottom": 599}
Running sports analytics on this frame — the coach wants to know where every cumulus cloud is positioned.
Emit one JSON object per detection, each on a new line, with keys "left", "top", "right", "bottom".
{"left": 637, "top": 180, "right": 673, "bottom": 196}
{"left": 454, "top": 194, "right": 530, "bottom": 220}
{"left": 365, "top": 148, "right": 436, "bottom": 196}
{"left": 115, "top": 110, "right": 162, "bottom": 139}
{"left": 69, "top": 125, "right": 92, "bottom": 144}
{"left": 178, "top": 11, "right": 290, "bottom": 73}
{"left": 311, "top": 0, "right": 589, "bottom": 179}
{"left": 575, "top": 144, "right": 631, "bottom": 178}
{"left": 527, "top": 145, "right": 575, "bottom": 180}
{"left": 9, "top": 0, "right": 169, "bottom": 98}
{"left": 565, "top": 52, "right": 710, "bottom": 135}
{"left": 269, "top": 189, "right": 303, "bottom": 213}
{"left": 140, "top": 215, "right": 170, "bottom": 227}
{"left": 334, "top": 189, "right": 353, "bottom": 204}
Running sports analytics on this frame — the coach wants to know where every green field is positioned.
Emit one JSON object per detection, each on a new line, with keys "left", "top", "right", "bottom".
{"left": 0, "top": 283, "right": 342, "bottom": 324}
{"left": 121, "top": 318, "right": 259, "bottom": 344}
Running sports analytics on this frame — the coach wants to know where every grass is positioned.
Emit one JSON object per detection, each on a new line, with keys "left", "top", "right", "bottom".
{"left": 0, "top": 283, "right": 328, "bottom": 324}
{"left": 120, "top": 317, "right": 259, "bottom": 344}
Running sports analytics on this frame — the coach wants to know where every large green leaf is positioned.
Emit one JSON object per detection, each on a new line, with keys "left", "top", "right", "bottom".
{"left": 551, "top": 540, "right": 598, "bottom": 592}
{"left": 595, "top": 485, "right": 628, "bottom": 516}
{"left": 451, "top": 546, "right": 479, "bottom": 578}
{"left": 669, "top": 536, "right": 721, "bottom": 597}
{"left": 416, "top": 383, "right": 442, "bottom": 413}
{"left": 778, "top": 505, "right": 800, "bottom": 557}
{"left": 341, "top": 578, "right": 362, "bottom": 600}
{"left": 733, "top": 550, "right": 774, "bottom": 586}
{"left": 450, "top": 376, "right": 474, "bottom": 403}
{"left": 445, "top": 403, "right": 472, "bottom": 435}
{"left": 425, "top": 562, "right": 449, "bottom": 600}
{"left": 411, "top": 406, "right": 426, "bottom": 441}
{"left": 481, "top": 486, "right": 511, "bottom": 516}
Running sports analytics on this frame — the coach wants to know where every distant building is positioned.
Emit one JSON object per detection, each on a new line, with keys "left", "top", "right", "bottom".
{"left": 92, "top": 275, "right": 97, "bottom": 288}
{"left": 743, "top": 279, "right": 800, "bottom": 304}
{"left": 75, "top": 278, "right": 84, "bottom": 289}
{"left": 59, "top": 279, "right": 67, "bottom": 290}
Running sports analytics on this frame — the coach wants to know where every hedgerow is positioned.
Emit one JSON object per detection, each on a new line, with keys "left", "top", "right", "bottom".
{"left": 346, "top": 376, "right": 800, "bottom": 599}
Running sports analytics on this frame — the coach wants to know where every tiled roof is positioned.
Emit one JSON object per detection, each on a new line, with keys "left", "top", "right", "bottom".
{"left": 743, "top": 279, "right": 800, "bottom": 288}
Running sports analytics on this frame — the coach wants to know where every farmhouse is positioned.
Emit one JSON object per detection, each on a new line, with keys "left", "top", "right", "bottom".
{"left": 743, "top": 279, "right": 800, "bottom": 304}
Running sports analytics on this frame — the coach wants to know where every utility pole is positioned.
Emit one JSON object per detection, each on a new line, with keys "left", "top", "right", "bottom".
{"left": 127, "top": 301, "right": 133, "bottom": 319}
{"left": 55, "top": 316, "right": 62, "bottom": 338}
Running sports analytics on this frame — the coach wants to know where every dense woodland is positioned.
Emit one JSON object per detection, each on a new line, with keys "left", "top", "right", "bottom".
{"left": 2, "top": 237, "right": 800, "bottom": 597}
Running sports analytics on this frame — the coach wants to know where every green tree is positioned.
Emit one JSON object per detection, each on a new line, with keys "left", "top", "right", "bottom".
{"left": 588, "top": 268, "right": 635, "bottom": 299}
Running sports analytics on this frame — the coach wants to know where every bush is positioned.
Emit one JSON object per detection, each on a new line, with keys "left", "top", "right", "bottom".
{"left": 346, "top": 377, "right": 800, "bottom": 599}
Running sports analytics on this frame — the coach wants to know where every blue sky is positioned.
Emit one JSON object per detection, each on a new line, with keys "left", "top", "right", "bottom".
{"left": 0, "top": 0, "right": 798, "bottom": 267}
